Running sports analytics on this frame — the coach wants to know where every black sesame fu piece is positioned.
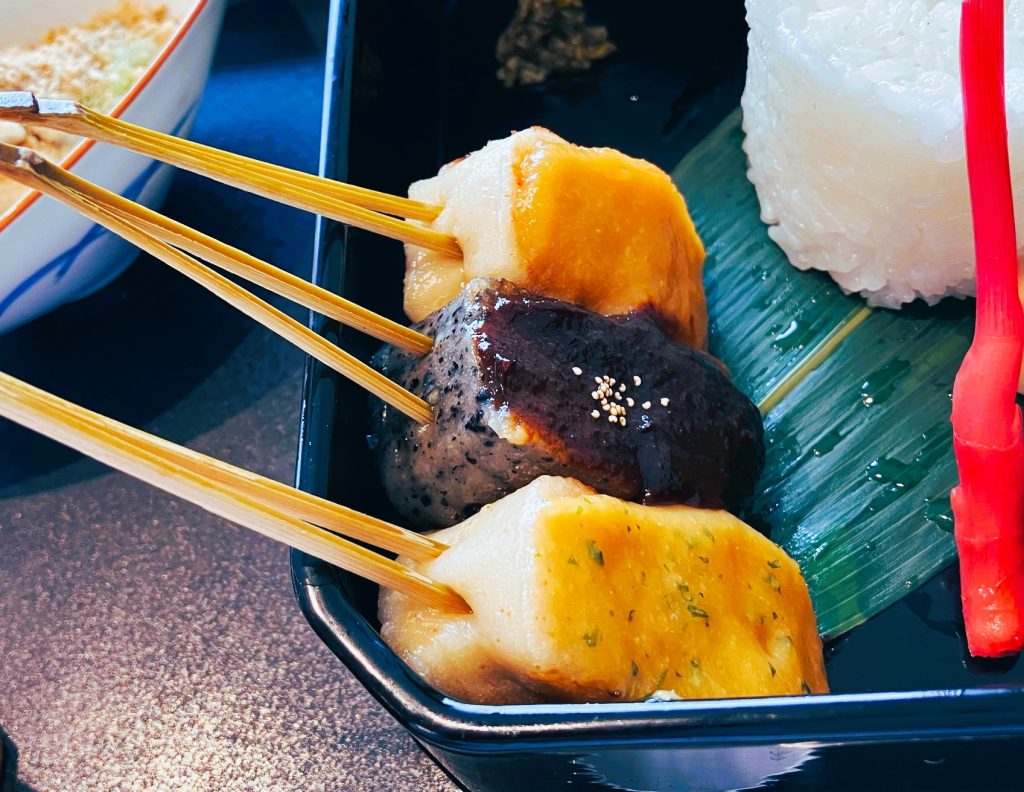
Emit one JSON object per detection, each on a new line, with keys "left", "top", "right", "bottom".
{"left": 370, "top": 279, "right": 764, "bottom": 528}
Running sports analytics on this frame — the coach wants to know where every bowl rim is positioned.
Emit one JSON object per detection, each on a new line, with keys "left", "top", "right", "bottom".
{"left": 0, "top": 0, "right": 213, "bottom": 235}
{"left": 292, "top": 0, "right": 1024, "bottom": 753}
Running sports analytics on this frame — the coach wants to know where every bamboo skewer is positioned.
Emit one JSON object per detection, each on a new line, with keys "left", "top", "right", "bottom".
{"left": 0, "top": 99, "right": 464, "bottom": 604}
{"left": 0, "top": 92, "right": 461, "bottom": 257}
{"left": 22, "top": 373, "right": 446, "bottom": 562}
{"left": 16, "top": 149, "right": 431, "bottom": 354}
{"left": 0, "top": 370, "right": 467, "bottom": 612}
{"left": 0, "top": 145, "right": 433, "bottom": 425}
{"left": 120, "top": 202, "right": 430, "bottom": 355}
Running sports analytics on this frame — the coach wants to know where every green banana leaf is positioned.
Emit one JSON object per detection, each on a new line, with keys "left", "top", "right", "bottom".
{"left": 674, "top": 110, "right": 972, "bottom": 638}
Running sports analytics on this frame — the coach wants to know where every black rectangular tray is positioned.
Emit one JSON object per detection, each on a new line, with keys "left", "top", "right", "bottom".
{"left": 292, "top": 1, "right": 1024, "bottom": 788}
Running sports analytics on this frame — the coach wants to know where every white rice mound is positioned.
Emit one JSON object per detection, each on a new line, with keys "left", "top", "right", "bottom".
{"left": 742, "top": 0, "right": 1024, "bottom": 307}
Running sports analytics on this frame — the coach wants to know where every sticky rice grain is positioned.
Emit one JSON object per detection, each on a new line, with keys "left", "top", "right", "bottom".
{"left": 742, "top": 0, "right": 1024, "bottom": 307}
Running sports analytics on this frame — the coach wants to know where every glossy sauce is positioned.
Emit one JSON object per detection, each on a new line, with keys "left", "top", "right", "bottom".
{"left": 474, "top": 282, "right": 764, "bottom": 510}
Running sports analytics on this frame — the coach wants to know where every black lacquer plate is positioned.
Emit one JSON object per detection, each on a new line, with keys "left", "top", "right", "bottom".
{"left": 292, "top": 1, "right": 1024, "bottom": 788}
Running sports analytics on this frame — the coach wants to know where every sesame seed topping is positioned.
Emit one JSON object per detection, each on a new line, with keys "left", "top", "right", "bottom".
{"left": 660, "top": 397, "right": 670, "bottom": 407}
{"left": 572, "top": 366, "right": 583, "bottom": 376}
{"left": 633, "top": 376, "right": 642, "bottom": 386}
{"left": 586, "top": 372, "right": 642, "bottom": 426}
{"left": 642, "top": 401, "right": 652, "bottom": 410}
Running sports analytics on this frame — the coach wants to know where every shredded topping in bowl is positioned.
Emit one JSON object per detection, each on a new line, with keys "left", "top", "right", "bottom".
{"left": 0, "top": 1, "right": 179, "bottom": 215}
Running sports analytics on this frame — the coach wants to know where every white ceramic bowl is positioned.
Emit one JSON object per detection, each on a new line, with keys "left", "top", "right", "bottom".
{"left": 0, "top": 0, "right": 227, "bottom": 333}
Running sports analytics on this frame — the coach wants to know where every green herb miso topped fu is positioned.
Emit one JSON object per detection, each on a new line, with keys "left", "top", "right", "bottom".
{"left": 380, "top": 476, "right": 828, "bottom": 704}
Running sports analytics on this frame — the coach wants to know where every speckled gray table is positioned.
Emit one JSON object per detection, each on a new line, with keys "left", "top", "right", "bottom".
{"left": 0, "top": 2, "right": 454, "bottom": 789}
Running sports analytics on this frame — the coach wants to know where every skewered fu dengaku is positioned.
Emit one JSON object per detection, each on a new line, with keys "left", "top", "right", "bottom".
{"left": 370, "top": 280, "right": 764, "bottom": 528}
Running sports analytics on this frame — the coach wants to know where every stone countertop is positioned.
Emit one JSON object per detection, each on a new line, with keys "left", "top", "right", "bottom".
{"left": 0, "top": 2, "right": 454, "bottom": 789}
